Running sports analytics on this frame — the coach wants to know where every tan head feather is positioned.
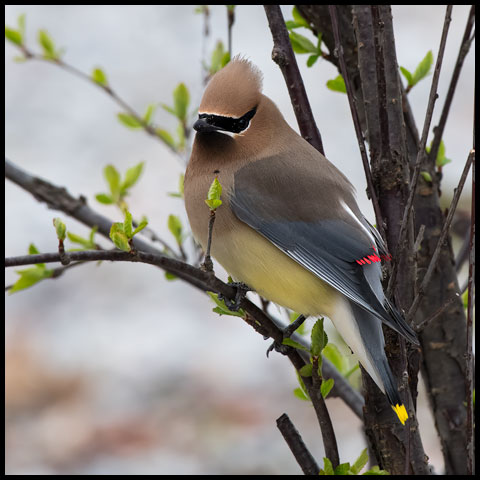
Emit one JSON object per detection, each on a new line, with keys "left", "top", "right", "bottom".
{"left": 199, "top": 56, "right": 263, "bottom": 118}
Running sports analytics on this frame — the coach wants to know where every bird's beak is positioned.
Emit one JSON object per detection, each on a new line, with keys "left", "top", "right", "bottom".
{"left": 193, "top": 118, "right": 224, "bottom": 133}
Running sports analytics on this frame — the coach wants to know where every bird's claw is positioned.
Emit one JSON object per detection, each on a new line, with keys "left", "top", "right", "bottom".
{"left": 218, "top": 282, "right": 250, "bottom": 312}
{"left": 266, "top": 314, "right": 307, "bottom": 357}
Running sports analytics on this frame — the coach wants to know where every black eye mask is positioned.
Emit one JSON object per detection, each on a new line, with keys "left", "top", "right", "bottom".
{"left": 198, "top": 106, "right": 257, "bottom": 134}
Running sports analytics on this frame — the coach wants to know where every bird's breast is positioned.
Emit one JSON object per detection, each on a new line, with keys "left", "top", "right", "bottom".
{"left": 184, "top": 163, "right": 339, "bottom": 317}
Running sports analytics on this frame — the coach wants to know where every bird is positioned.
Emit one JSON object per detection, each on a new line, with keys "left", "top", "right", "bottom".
{"left": 184, "top": 57, "right": 418, "bottom": 425}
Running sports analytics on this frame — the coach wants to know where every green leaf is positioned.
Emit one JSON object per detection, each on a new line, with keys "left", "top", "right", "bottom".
{"left": 53, "top": 217, "right": 66, "bottom": 240}
{"left": 156, "top": 128, "right": 176, "bottom": 149}
{"left": 123, "top": 210, "right": 133, "bottom": 238}
{"left": 5, "top": 26, "right": 22, "bottom": 46}
{"left": 103, "top": 165, "right": 121, "bottom": 199}
{"left": 292, "top": 6, "right": 310, "bottom": 28}
{"left": 307, "top": 54, "right": 319, "bottom": 67}
{"left": 311, "top": 317, "right": 328, "bottom": 357}
{"left": 164, "top": 271, "right": 177, "bottom": 281}
{"left": 111, "top": 232, "right": 130, "bottom": 252}
{"left": 143, "top": 103, "right": 156, "bottom": 125}
{"left": 351, "top": 448, "right": 368, "bottom": 475}
{"left": 121, "top": 162, "right": 144, "bottom": 192}
{"left": 322, "top": 343, "right": 349, "bottom": 375}
{"left": 167, "top": 214, "right": 183, "bottom": 244}
{"left": 321, "top": 378, "right": 334, "bottom": 399}
{"left": 399, "top": 66, "right": 413, "bottom": 86}
{"left": 176, "top": 121, "right": 186, "bottom": 151}
{"left": 10, "top": 266, "right": 54, "bottom": 294}
{"left": 173, "top": 83, "right": 190, "bottom": 122}
{"left": 88, "top": 226, "right": 98, "bottom": 245}
{"left": 363, "top": 465, "right": 390, "bottom": 475}
{"left": 67, "top": 231, "right": 95, "bottom": 249}
{"left": 334, "top": 463, "right": 352, "bottom": 475}
{"left": 285, "top": 20, "right": 301, "bottom": 30}
{"left": 28, "top": 243, "right": 40, "bottom": 255}
{"left": 210, "top": 40, "right": 228, "bottom": 74}
{"left": 207, "top": 291, "right": 245, "bottom": 317}
{"left": 132, "top": 217, "right": 148, "bottom": 236}
{"left": 293, "top": 387, "right": 310, "bottom": 401}
{"left": 221, "top": 51, "right": 231, "bottom": 69}
{"left": 117, "top": 113, "right": 143, "bottom": 129}
{"left": 320, "top": 458, "right": 335, "bottom": 476}
{"left": 205, "top": 177, "right": 223, "bottom": 210}
{"left": 95, "top": 193, "right": 114, "bottom": 204}
{"left": 295, "top": 370, "right": 310, "bottom": 401}
{"left": 38, "top": 29, "right": 56, "bottom": 59}
{"left": 420, "top": 171, "right": 432, "bottom": 183}
{"left": 282, "top": 337, "right": 310, "bottom": 352}
{"left": 289, "top": 30, "right": 318, "bottom": 54}
{"left": 412, "top": 50, "right": 433, "bottom": 85}
{"left": 298, "top": 363, "right": 313, "bottom": 377}
{"left": 432, "top": 140, "right": 452, "bottom": 168}
{"left": 326, "top": 75, "right": 346, "bottom": 93}
{"left": 109, "top": 222, "right": 130, "bottom": 251}
{"left": 92, "top": 67, "right": 108, "bottom": 86}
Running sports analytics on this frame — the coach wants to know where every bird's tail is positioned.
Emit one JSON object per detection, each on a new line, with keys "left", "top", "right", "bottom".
{"left": 348, "top": 301, "right": 409, "bottom": 425}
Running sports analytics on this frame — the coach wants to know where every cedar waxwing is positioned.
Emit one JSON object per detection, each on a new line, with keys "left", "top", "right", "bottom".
{"left": 184, "top": 57, "right": 418, "bottom": 425}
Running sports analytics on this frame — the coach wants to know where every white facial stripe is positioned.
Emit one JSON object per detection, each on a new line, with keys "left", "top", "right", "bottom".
{"left": 215, "top": 129, "right": 236, "bottom": 138}
{"left": 340, "top": 200, "right": 375, "bottom": 244}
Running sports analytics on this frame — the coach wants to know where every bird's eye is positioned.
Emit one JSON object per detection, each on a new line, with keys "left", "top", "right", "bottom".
{"left": 238, "top": 118, "right": 247, "bottom": 130}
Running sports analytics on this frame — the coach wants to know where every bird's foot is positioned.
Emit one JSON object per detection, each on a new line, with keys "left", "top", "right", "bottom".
{"left": 218, "top": 282, "right": 250, "bottom": 312}
{"left": 266, "top": 314, "right": 307, "bottom": 357}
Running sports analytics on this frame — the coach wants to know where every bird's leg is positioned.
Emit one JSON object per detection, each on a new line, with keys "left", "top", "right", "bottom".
{"left": 218, "top": 282, "right": 250, "bottom": 312}
{"left": 266, "top": 314, "right": 307, "bottom": 357}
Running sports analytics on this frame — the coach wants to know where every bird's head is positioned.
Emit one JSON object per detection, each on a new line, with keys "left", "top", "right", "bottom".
{"left": 193, "top": 57, "right": 264, "bottom": 139}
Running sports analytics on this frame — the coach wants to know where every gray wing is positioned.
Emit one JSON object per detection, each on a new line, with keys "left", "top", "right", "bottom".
{"left": 230, "top": 159, "right": 418, "bottom": 344}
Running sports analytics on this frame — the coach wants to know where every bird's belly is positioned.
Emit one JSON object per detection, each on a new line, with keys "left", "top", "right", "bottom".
{"left": 212, "top": 223, "right": 339, "bottom": 318}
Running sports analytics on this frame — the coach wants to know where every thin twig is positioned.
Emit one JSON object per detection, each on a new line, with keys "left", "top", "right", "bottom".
{"left": 263, "top": 5, "right": 324, "bottom": 155}
{"left": 201, "top": 210, "right": 216, "bottom": 272}
{"left": 406, "top": 149, "right": 474, "bottom": 322}
{"left": 311, "top": 356, "right": 339, "bottom": 468}
{"left": 276, "top": 413, "right": 320, "bottom": 475}
{"left": 329, "top": 5, "right": 385, "bottom": 242}
{"left": 16, "top": 48, "right": 178, "bottom": 154}
{"left": 227, "top": 6, "right": 235, "bottom": 58}
{"left": 428, "top": 5, "right": 475, "bottom": 165}
{"left": 413, "top": 224, "right": 426, "bottom": 255}
{"left": 414, "top": 294, "right": 458, "bottom": 332}
{"left": 389, "top": 5, "right": 453, "bottom": 295}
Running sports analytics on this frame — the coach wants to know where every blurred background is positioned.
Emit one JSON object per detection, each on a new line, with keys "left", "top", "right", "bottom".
{"left": 5, "top": 5, "right": 474, "bottom": 475}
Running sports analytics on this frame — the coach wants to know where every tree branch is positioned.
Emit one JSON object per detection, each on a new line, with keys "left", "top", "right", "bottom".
{"left": 329, "top": 5, "right": 385, "bottom": 242}
{"left": 389, "top": 5, "right": 452, "bottom": 295}
{"left": 263, "top": 5, "right": 325, "bottom": 155}
{"left": 406, "top": 149, "right": 474, "bottom": 322}
{"left": 428, "top": 5, "right": 475, "bottom": 166}
{"left": 276, "top": 413, "right": 320, "bottom": 475}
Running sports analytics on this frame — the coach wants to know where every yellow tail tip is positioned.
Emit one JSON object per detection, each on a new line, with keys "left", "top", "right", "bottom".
{"left": 392, "top": 404, "right": 408, "bottom": 425}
